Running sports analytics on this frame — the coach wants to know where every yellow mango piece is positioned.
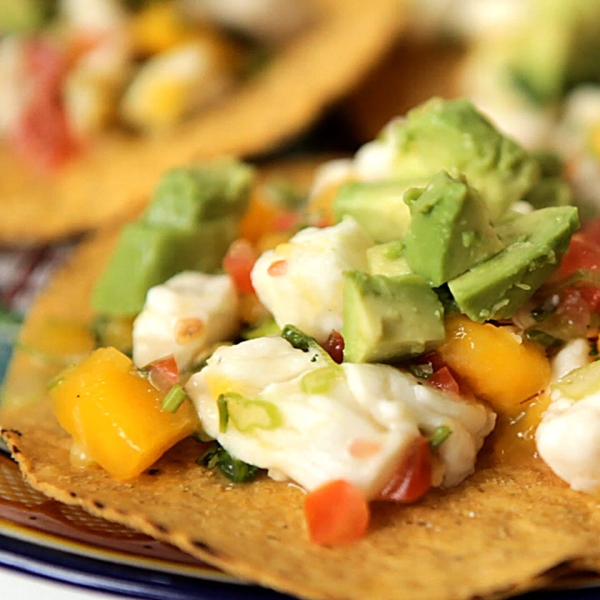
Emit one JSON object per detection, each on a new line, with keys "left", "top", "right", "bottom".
{"left": 438, "top": 315, "right": 551, "bottom": 415}
{"left": 50, "top": 347, "right": 198, "bottom": 480}
{"left": 129, "top": 1, "right": 195, "bottom": 56}
{"left": 238, "top": 189, "right": 281, "bottom": 244}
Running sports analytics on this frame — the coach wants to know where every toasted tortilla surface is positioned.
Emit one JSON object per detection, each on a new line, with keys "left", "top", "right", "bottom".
{"left": 2, "top": 159, "right": 600, "bottom": 600}
{"left": 0, "top": 0, "right": 403, "bottom": 247}
{"left": 343, "top": 36, "right": 465, "bottom": 143}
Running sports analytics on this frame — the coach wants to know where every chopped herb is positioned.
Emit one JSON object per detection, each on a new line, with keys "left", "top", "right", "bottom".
{"left": 197, "top": 443, "right": 259, "bottom": 483}
{"left": 220, "top": 392, "right": 282, "bottom": 433}
{"left": 161, "top": 384, "right": 188, "bottom": 413}
{"left": 589, "top": 338, "right": 599, "bottom": 357}
{"left": 217, "top": 394, "right": 229, "bottom": 433}
{"left": 429, "top": 425, "right": 452, "bottom": 451}
{"left": 281, "top": 324, "right": 314, "bottom": 352}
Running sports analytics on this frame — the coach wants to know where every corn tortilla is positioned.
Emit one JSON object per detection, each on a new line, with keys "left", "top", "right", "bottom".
{"left": 2, "top": 159, "right": 600, "bottom": 600}
{"left": 343, "top": 37, "right": 465, "bottom": 143}
{"left": 0, "top": 0, "right": 403, "bottom": 247}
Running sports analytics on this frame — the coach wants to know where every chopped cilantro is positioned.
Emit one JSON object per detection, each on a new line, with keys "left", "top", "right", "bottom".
{"left": 281, "top": 324, "right": 314, "bottom": 352}
{"left": 429, "top": 425, "right": 452, "bottom": 451}
{"left": 161, "top": 383, "right": 188, "bottom": 413}
{"left": 198, "top": 443, "right": 259, "bottom": 483}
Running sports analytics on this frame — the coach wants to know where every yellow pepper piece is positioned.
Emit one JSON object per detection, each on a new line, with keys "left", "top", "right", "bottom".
{"left": 438, "top": 315, "right": 551, "bottom": 416}
{"left": 50, "top": 347, "right": 198, "bottom": 480}
{"left": 128, "top": 1, "right": 195, "bottom": 56}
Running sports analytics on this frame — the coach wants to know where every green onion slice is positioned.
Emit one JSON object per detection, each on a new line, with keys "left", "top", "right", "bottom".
{"left": 161, "top": 383, "right": 188, "bottom": 413}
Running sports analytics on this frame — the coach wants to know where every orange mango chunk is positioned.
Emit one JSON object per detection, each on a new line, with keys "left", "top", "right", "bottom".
{"left": 438, "top": 315, "right": 551, "bottom": 416}
{"left": 50, "top": 347, "right": 198, "bottom": 480}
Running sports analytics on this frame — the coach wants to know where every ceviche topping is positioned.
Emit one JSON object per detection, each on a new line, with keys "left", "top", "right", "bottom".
{"left": 48, "top": 96, "right": 600, "bottom": 544}
{"left": 0, "top": 0, "right": 311, "bottom": 171}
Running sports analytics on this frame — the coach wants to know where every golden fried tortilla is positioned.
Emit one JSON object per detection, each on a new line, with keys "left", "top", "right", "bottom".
{"left": 2, "top": 158, "right": 600, "bottom": 600}
{"left": 343, "top": 37, "right": 465, "bottom": 143}
{"left": 0, "top": 0, "right": 403, "bottom": 247}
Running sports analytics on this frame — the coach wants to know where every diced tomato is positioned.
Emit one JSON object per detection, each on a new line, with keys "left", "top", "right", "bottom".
{"left": 377, "top": 436, "right": 432, "bottom": 503}
{"left": 555, "top": 217, "right": 600, "bottom": 313}
{"left": 322, "top": 330, "right": 344, "bottom": 364}
{"left": 304, "top": 479, "right": 370, "bottom": 545}
{"left": 579, "top": 217, "right": 600, "bottom": 246}
{"left": 555, "top": 287, "right": 592, "bottom": 337}
{"left": 11, "top": 38, "right": 78, "bottom": 171}
{"left": 558, "top": 232, "right": 600, "bottom": 278}
{"left": 428, "top": 366, "right": 461, "bottom": 396}
{"left": 581, "top": 287, "right": 600, "bottom": 313}
{"left": 145, "top": 354, "right": 179, "bottom": 392}
{"left": 222, "top": 239, "right": 257, "bottom": 295}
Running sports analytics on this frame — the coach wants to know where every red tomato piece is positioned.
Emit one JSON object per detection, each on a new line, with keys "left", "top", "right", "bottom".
{"left": 145, "top": 355, "right": 179, "bottom": 392}
{"left": 378, "top": 436, "right": 432, "bottom": 503}
{"left": 11, "top": 38, "right": 78, "bottom": 171}
{"left": 428, "top": 366, "right": 461, "bottom": 396}
{"left": 556, "top": 287, "right": 592, "bottom": 337}
{"left": 558, "top": 233, "right": 600, "bottom": 278}
{"left": 579, "top": 217, "right": 600, "bottom": 246}
{"left": 304, "top": 479, "right": 370, "bottom": 545}
{"left": 222, "top": 239, "right": 257, "bottom": 295}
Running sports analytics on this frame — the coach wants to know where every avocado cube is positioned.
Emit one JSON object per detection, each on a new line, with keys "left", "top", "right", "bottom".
{"left": 333, "top": 180, "right": 420, "bottom": 243}
{"left": 403, "top": 171, "right": 505, "bottom": 287}
{"left": 367, "top": 241, "right": 412, "bottom": 277}
{"left": 448, "top": 206, "right": 579, "bottom": 322}
{"left": 504, "top": 0, "right": 600, "bottom": 104}
{"left": 144, "top": 158, "right": 255, "bottom": 228}
{"left": 342, "top": 270, "right": 445, "bottom": 363}
{"left": 91, "top": 159, "right": 254, "bottom": 317}
{"left": 91, "top": 216, "right": 239, "bottom": 316}
{"left": 385, "top": 97, "right": 539, "bottom": 221}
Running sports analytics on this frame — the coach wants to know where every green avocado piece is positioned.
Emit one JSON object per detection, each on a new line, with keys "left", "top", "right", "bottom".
{"left": 367, "top": 241, "right": 412, "bottom": 277}
{"left": 403, "top": 171, "right": 505, "bottom": 287}
{"left": 342, "top": 271, "right": 445, "bottom": 363}
{"left": 448, "top": 205, "right": 579, "bottom": 322}
{"left": 144, "top": 158, "right": 254, "bottom": 228}
{"left": 333, "top": 179, "right": 423, "bottom": 243}
{"left": 504, "top": 0, "right": 600, "bottom": 104}
{"left": 382, "top": 97, "right": 540, "bottom": 221}
{"left": 92, "top": 158, "right": 254, "bottom": 316}
{"left": 91, "top": 216, "right": 239, "bottom": 316}
{"left": 0, "top": 0, "right": 56, "bottom": 33}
